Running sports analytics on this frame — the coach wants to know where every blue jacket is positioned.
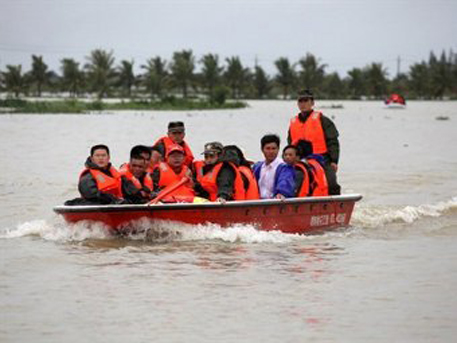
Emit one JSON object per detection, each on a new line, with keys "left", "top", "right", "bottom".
{"left": 252, "top": 161, "right": 263, "bottom": 181}
{"left": 273, "top": 163, "right": 296, "bottom": 198}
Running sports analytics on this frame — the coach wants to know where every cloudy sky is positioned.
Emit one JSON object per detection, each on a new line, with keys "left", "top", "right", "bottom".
{"left": 1, "top": 0, "right": 456, "bottom": 78}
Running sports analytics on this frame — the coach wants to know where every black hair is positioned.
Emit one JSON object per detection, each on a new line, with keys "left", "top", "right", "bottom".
{"left": 296, "top": 140, "right": 313, "bottom": 159}
{"left": 282, "top": 144, "right": 299, "bottom": 155}
{"left": 90, "top": 144, "right": 110, "bottom": 156}
{"left": 168, "top": 121, "right": 185, "bottom": 130}
{"left": 130, "top": 145, "right": 151, "bottom": 159}
{"left": 260, "top": 134, "right": 280, "bottom": 149}
{"left": 150, "top": 146, "right": 161, "bottom": 153}
{"left": 297, "top": 89, "right": 314, "bottom": 100}
{"left": 222, "top": 145, "right": 250, "bottom": 167}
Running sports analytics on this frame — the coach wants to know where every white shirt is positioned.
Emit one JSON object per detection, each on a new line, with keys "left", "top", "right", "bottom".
{"left": 258, "top": 156, "right": 284, "bottom": 199}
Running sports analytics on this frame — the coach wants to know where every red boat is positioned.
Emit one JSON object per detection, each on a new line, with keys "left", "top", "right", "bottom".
{"left": 385, "top": 93, "right": 406, "bottom": 108}
{"left": 54, "top": 194, "right": 362, "bottom": 235}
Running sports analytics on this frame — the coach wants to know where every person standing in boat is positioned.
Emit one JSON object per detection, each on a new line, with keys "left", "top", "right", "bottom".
{"left": 65, "top": 144, "right": 124, "bottom": 205}
{"left": 153, "top": 121, "right": 194, "bottom": 168}
{"left": 252, "top": 134, "right": 284, "bottom": 199}
{"left": 151, "top": 144, "right": 195, "bottom": 202}
{"left": 193, "top": 142, "right": 245, "bottom": 203}
{"left": 119, "top": 145, "right": 154, "bottom": 204}
{"left": 287, "top": 89, "right": 341, "bottom": 195}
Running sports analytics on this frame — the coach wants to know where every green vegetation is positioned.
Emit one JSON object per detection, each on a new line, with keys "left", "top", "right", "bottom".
{"left": 1, "top": 49, "right": 457, "bottom": 104}
{"left": 0, "top": 98, "right": 246, "bottom": 114}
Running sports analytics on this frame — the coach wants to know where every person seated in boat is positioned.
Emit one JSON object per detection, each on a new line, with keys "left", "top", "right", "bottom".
{"left": 193, "top": 142, "right": 245, "bottom": 203}
{"left": 148, "top": 146, "right": 163, "bottom": 173}
{"left": 273, "top": 145, "right": 315, "bottom": 199}
{"left": 151, "top": 144, "right": 195, "bottom": 203}
{"left": 272, "top": 145, "right": 300, "bottom": 199}
{"left": 153, "top": 121, "right": 194, "bottom": 168}
{"left": 119, "top": 145, "right": 154, "bottom": 204}
{"left": 297, "top": 142, "right": 329, "bottom": 196}
{"left": 252, "top": 134, "right": 284, "bottom": 199}
{"left": 65, "top": 144, "right": 124, "bottom": 205}
{"left": 223, "top": 145, "right": 259, "bottom": 200}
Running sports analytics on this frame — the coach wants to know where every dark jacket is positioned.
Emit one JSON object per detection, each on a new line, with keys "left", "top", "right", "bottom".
{"left": 65, "top": 157, "right": 124, "bottom": 205}
{"left": 121, "top": 173, "right": 152, "bottom": 204}
{"left": 287, "top": 110, "right": 340, "bottom": 164}
{"left": 192, "top": 162, "right": 237, "bottom": 201}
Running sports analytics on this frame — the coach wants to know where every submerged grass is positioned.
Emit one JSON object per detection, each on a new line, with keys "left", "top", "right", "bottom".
{"left": 0, "top": 98, "right": 247, "bottom": 114}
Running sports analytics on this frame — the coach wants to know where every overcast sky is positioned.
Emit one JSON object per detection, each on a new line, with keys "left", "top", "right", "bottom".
{"left": 1, "top": 0, "right": 456, "bottom": 78}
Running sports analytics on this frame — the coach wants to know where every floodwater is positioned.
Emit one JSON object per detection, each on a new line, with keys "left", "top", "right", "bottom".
{"left": 1, "top": 100, "right": 457, "bottom": 343}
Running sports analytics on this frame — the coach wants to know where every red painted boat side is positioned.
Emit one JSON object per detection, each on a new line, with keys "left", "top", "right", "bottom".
{"left": 54, "top": 194, "right": 362, "bottom": 235}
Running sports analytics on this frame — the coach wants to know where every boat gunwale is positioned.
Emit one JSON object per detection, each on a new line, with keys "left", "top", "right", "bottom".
{"left": 54, "top": 194, "right": 363, "bottom": 214}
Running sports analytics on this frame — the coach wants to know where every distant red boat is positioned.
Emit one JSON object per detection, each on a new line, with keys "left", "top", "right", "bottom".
{"left": 54, "top": 194, "right": 362, "bottom": 235}
{"left": 385, "top": 93, "right": 406, "bottom": 108}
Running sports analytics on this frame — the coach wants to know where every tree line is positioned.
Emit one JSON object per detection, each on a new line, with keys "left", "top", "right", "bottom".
{"left": 1, "top": 49, "right": 456, "bottom": 101}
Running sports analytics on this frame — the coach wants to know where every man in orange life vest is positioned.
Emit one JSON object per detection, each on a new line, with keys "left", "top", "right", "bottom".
{"left": 193, "top": 142, "right": 245, "bottom": 203}
{"left": 119, "top": 145, "right": 154, "bottom": 204}
{"left": 287, "top": 89, "right": 341, "bottom": 195}
{"left": 153, "top": 121, "right": 194, "bottom": 168}
{"left": 67, "top": 144, "right": 124, "bottom": 205}
{"left": 151, "top": 144, "right": 195, "bottom": 202}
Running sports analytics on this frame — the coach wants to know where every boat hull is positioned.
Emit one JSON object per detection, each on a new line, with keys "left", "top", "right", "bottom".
{"left": 54, "top": 194, "right": 362, "bottom": 235}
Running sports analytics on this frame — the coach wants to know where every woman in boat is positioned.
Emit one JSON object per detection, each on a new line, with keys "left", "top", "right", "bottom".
{"left": 222, "top": 145, "right": 259, "bottom": 200}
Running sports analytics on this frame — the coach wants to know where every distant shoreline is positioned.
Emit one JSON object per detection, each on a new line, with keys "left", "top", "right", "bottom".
{"left": 0, "top": 98, "right": 248, "bottom": 114}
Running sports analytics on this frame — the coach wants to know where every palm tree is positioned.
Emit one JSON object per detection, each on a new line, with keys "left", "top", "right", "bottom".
{"left": 346, "top": 68, "right": 366, "bottom": 99}
{"left": 323, "top": 72, "right": 345, "bottom": 99}
{"left": 253, "top": 65, "right": 271, "bottom": 99}
{"left": 30, "top": 55, "right": 50, "bottom": 97}
{"left": 85, "top": 49, "right": 116, "bottom": 99}
{"left": 408, "top": 62, "right": 429, "bottom": 98}
{"left": 274, "top": 57, "right": 296, "bottom": 99}
{"left": 61, "top": 58, "right": 84, "bottom": 97}
{"left": 200, "top": 53, "right": 223, "bottom": 98}
{"left": 224, "top": 56, "right": 246, "bottom": 98}
{"left": 2, "top": 65, "right": 26, "bottom": 98}
{"left": 298, "top": 53, "right": 326, "bottom": 93}
{"left": 117, "top": 60, "right": 136, "bottom": 98}
{"left": 170, "top": 50, "right": 195, "bottom": 98}
{"left": 364, "top": 63, "right": 388, "bottom": 98}
{"left": 141, "top": 57, "right": 168, "bottom": 99}
{"left": 428, "top": 50, "right": 452, "bottom": 99}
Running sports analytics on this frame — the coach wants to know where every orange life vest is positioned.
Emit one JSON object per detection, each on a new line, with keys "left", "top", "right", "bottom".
{"left": 238, "top": 165, "right": 260, "bottom": 200}
{"left": 196, "top": 162, "right": 245, "bottom": 201}
{"left": 154, "top": 136, "right": 194, "bottom": 167}
{"left": 306, "top": 159, "right": 329, "bottom": 196}
{"left": 192, "top": 160, "right": 205, "bottom": 179}
{"left": 156, "top": 162, "right": 195, "bottom": 199}
{"left": 80, "top": 166, "right": 123, "bottom": 198}
{"left": 294, "top": 162, "right": 310, "bottom": 197}
{"left": 119, "top": 163, "right": 153, "bottom": 192}
{"left": 289, "top": 111, "right": 328, "bottom": 155}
